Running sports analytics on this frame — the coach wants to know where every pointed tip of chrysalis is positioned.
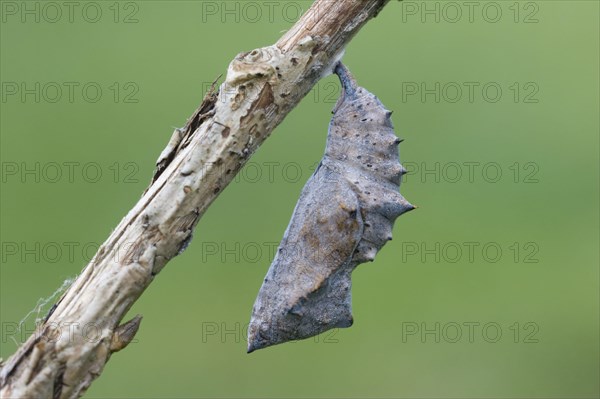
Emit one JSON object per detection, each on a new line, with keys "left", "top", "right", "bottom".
{"left": 340, "top": 315, "right": 354, "bottom": 328}
{"left": 246, "top": 338, "right": 260, "bottom": 354}
{"left": 246, "top": 325, "right": 270, "bottom": 353}
{"left": 247, "top": 270, "right": 355, "bottom": 352}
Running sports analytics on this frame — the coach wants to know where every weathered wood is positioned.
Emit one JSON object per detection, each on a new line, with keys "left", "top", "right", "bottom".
{"left": 0, "top": 1, "right": 390, "bottom": 398}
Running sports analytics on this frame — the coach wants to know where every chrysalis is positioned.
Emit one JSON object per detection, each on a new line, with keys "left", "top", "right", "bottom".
{"left": 247, "top": 63, "right": 414, "bottom": 353}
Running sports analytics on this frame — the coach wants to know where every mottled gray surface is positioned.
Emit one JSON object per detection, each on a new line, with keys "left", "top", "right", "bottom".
{"left": 247, "top": 63, "right": 414, "bottom": 353}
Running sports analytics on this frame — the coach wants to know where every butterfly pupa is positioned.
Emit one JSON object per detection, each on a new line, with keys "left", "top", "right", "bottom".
{"left": 247, "top": 63, "right": 414, "bottom": 353}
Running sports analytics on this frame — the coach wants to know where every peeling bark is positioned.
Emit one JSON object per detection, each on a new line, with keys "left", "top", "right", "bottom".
{"left": 0, "top": 1, "right": 390, "bottom": 398}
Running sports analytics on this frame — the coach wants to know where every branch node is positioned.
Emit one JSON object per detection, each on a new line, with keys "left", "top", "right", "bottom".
{"left": 110, "top": 315, "right": 143, "bottom": 353}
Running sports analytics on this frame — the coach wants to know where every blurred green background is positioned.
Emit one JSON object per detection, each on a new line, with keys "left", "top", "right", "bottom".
{"left": 1, "top": 1, "right": 598, "bottom": 398}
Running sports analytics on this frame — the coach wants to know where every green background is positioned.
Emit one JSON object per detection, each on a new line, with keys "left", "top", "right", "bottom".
{"left": 1, "top": 1, "right": 598, "bottom": 397}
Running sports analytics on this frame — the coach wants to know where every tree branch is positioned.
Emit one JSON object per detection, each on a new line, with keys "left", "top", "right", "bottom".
{"left": 0, "top": 1, "right": 390, "bottom": 397}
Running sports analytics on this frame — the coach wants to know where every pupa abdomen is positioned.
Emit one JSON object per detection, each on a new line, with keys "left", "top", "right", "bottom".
{"left": 247, "top": 63, "right": 414, "bottom": 352}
